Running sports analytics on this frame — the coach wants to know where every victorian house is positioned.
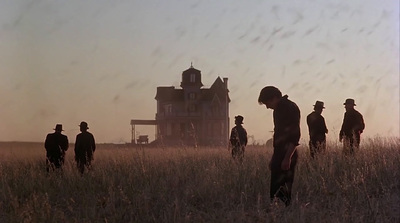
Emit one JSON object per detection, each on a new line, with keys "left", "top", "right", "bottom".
{"left": 154, "top": 64, "right": 230, "bottom": 146}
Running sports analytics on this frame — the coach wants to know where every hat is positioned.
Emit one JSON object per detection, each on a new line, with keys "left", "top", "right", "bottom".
{"left": 79, "top": 121, "right": 89, "bottom": 129}
{"left": 235, "top": 115, "right": 244, "bottom": 124}
{"left": 313, "top": 101, "right": 325, "bottom": 109}
{"left": 343, "top": 98, "right": 356, "bottom": 106}
{"left": 54, "top": 124, "right": 64, "bottom": 132}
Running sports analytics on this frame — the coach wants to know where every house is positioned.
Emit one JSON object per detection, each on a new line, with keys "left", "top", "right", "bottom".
{"left": 154, "top": 64, "right": 230, "bottom": 146}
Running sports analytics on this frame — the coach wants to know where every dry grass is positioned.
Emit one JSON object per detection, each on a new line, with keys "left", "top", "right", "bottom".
{"left": 0, "top": 138, "right": 399, "bottom": 223}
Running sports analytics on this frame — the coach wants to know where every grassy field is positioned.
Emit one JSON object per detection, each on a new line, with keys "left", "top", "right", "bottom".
{"left": 0, "top": 138, "right": 399, "bottom": 223}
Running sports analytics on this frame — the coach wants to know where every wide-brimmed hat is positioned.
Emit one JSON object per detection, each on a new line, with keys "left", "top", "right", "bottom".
{"left": 343, "top": 98, "right": 356, "bottom": 106}
{"left": 54, "top": 124, "right": 64, "bottom": 131}
{"left": 313, "top": 101, "right": 325, "bottom": 109}
{"left": 235, "top": 115, "right": 244, "bottom": 124}
{"left": 79, "top": 121, "right": 89, "bottom": 129}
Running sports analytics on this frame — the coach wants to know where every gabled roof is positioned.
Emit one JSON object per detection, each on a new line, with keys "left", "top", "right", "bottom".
{"left": 210, "top": 76, "right": 225, "bottom": 90}
{"left": 182, "top": 66, "right": 201, "bottom": 74}
{"left": 210, "top": 77, "right": 231, "bottom": 102}
{"left": 198, "top": 77, "right": 230, "bottom": 102}
{"left": 155, "top": 77, "right": 230, "bottom": 103}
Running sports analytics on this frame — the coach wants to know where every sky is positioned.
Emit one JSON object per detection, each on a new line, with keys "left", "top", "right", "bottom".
{"left": 0, "top": 0, "right": 398, "bottom": 144}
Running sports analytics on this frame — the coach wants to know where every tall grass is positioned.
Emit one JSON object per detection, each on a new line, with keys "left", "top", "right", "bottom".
{"left": 0, "top": 138, "right": 399, "bottom": 223}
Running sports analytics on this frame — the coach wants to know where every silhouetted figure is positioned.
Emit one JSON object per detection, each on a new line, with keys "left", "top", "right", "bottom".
{"left": 339, "top": 99, "right": 365, "bottom": 154}
{"left": 258, "top": 86, "right": 300, "bottom": 206}
{"left": 44, "top": 124, "right": 69, "bottom": 172}
{"left": 74, "top": 121, "right": 96, "bottom": 174}
{"left": 306, "top": 101, "right": 328, "bottom": 158}
{"left": 229, "top": 115, "right": 248, "bottom": 162}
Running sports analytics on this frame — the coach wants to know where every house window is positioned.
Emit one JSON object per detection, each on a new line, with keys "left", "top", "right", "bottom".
{"left": 189, "top": 104, "right": 197, "bottom": 112}
{"left": 190, "top": 74, "right": 196, "bottom": 83}
{"left": 164, "top": 104, "right": 172, "bottom": 114}
{"left": 213, "top": 105, "right": 220, "bottom": 115}
{"left": 213, "top": 123, "right": 219, "bottom": 136}
{"left": 166, "top": 123, "right": 172, "bottom": 136}
{"left": 189, "top": 92, "right": 196, "bottom": 100}
{"left": 180, "top": 123, "right": 186, "bottom": 138}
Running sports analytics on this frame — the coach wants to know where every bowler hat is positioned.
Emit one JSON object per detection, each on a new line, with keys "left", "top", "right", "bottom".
{"left": 54, "top": 124, "right": 64, "bottom": 131}
{"left": 313, "top": 101, "right": 325, "bottom": 109}
{"left": 343, "top": 98, "right": 356, "bottom": 106}
{"left": 79, "top": 121, "right": 89, "bottom": 129}
{"left": 235, "top": 115, "right": 244, "bottom": 124}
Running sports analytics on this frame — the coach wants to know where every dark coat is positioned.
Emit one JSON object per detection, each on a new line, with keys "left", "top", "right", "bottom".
{"left": 269, "top": 95, "right": 300, "bottom": 206}
{"left": 74, "top": 131, "right": 96, "bottom": 164}
{"left": 307, "top": 111, "right": 328, "bottom": 142}
{"left": 273, "top": 95, "right": 301, "bottom": 148}
{"left": 45, "top": 132, "right": 69, "bottom": 159}
{"left": 230, "top": 125, "right": 248, "bottom": 147}
{"left": 339, "top": 109, "right": 365, "bottom": 139}
{"left": 270, "top": 95, "right": 300, "bottom": 169}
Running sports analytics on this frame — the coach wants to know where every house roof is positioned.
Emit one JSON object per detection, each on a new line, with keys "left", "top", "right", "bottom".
{"left": 182, "top": 66, "right": 201, "bottom": 74}
{"left": 208, "top": 77, "right": 231, "bottom": 102}
{"left": 155, "top": 77, "right": 230, "bottom": 102}
{"left": 154, "top": 87, "right": 183, "bottom": 101}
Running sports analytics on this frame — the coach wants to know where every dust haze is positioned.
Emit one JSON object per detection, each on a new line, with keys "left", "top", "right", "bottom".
{"left": 0, "top": 0, "right": 398, "bottom": 143}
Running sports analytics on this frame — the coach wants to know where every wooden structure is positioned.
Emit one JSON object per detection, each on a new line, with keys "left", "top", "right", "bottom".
{"left": 137, "top": 135, "right": 149, "bottom": 144}
{"left": 130, "top": 120, "right": 156, "bottom": 144}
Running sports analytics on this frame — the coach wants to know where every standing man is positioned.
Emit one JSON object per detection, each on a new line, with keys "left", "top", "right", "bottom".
{"left": 229, "top": 115, "right": 248, "bottom": 162}
{"left": 306, "top": 101, "right": 328, "bottom": 158}
{"left": 45, "top": 124, "right": 69, "bottom": 172}
{"left": 258, "top": 86, "right": 300, "bottom": 206}
{"left": 339, "top": 98, "right": 365, "bottom": 154}
{"left": 75, "top": 121, "right": 96, "bottom": 174}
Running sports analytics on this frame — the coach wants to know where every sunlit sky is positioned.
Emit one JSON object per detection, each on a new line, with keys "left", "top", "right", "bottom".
{"left": 0, "top": 0, "right": 399, "bottom": 144}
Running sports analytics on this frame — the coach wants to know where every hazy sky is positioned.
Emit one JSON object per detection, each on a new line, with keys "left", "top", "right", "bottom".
{"left": 0, "top": 0, "right": 399, "bottom": 144}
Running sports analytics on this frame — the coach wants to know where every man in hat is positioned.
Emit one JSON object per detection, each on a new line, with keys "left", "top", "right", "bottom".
{"left": 229, "top": 115, "right": 248, "bottom": 162}
{"left": 258, "top": 86, "right": 300, "bottom": 206}
{"left": 306, "top": 101, "right": 328, "bottom": 158}
{"left": 74, "top": 121, "right": 96, "bottom": 174}
{"left": 339, "top": 98, "right": 365, "bottom": 154}
{"left": 44, "top": 124, "right": 69, "bottom": 172}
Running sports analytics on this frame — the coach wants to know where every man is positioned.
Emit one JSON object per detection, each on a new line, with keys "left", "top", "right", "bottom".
{"left": 75, "top": 121, "right": 96, "bottom": 174}
{"left": 258, "top": 86, "right": 300, "bottom": 206}
{"left": 229, "top": 115, "right": 248, "bottom": 162}
{"left": 306, "top": 101, "right": 328, "bottom": 158}
{"left": 44, "top": 124, "right": 69, "bottom": 172}
{"left": 339, "top": 98, "right": 365, "bottom": 154}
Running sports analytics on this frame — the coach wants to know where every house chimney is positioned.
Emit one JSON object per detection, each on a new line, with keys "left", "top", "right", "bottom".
{"left": 223, "top": 77, "right": 228, "bottom": 89}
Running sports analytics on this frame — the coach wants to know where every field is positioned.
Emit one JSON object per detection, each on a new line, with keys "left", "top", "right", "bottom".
{"left": 0, "top": 138, "right": 399, "bottom": 223}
